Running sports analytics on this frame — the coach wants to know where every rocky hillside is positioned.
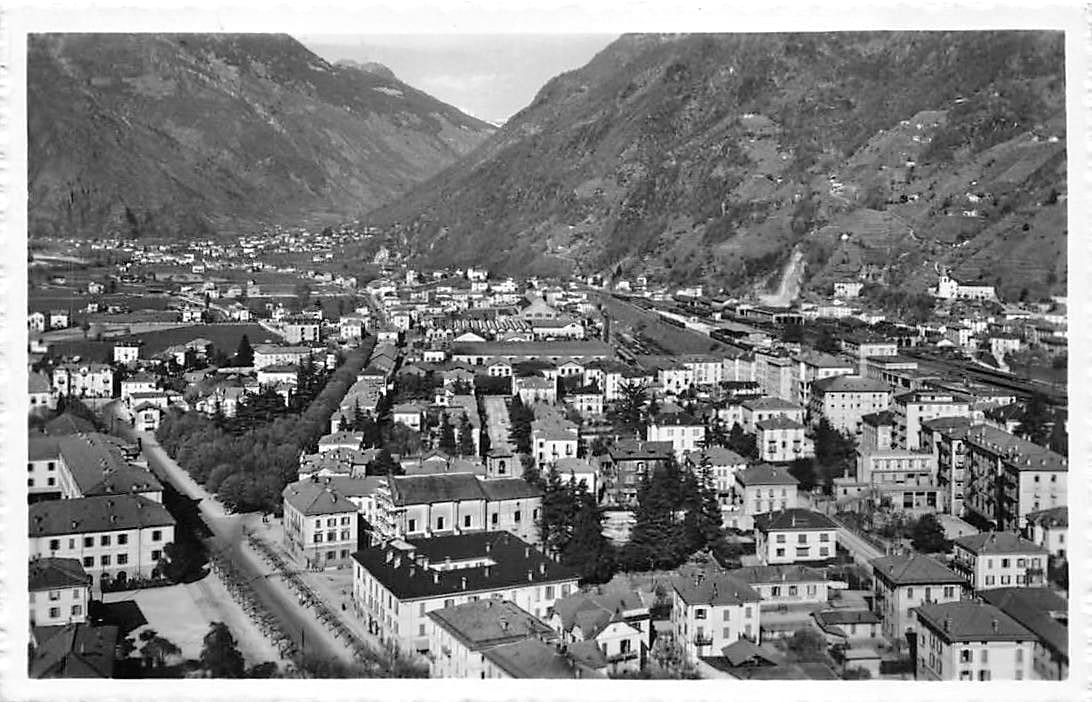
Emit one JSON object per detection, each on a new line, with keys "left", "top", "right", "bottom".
{"left": 28, "top": 33, "right": 494, "bottom": 239}
{"left": 372, "top": 32, "right": 1065, "bottom": 300}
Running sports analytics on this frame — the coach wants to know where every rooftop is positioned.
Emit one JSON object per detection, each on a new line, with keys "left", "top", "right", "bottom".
{"left": 481, "top": 637, "right": 597, "bottom": 678}
{"left": 980, "top": 588, "right": 1068, "bottom": 659}
{"left": 953, "top": 532, "right": 1047, "bottom": 555}
{"left": 29, "top": 557, "right": 89, "bottom": 591}
{"left": 914, "top": 600, "right": 1033, "bottom": 643}
{"left": 861, "top": 410, "right": 896, "bottom": 427}
{"left": 754, "top": 509, "right": 837, "bottom": 533}
{"left": 755, "top": 415, "right": 805, "bottom": 431}
{"left": 607, "top": 439, "right": 674, "bottom": 462}
{"left": 1025, "top": 506, "right": 1067, "bottom": 528}
{"left": 283, "top": 479, "right": 369, "bottom": 516}
{"left": 427, "top": 599, "right": 553, "bottom": 651}
{"left": 731, "top": 564, "right": 829, "bottom": 585}
{"left": 29, "top": 494, "right": 175, "bottom": 537}
{"left": 30, "top": 623, "right": 118, "bottom": 679}
{"left": 672, "top": 569, "right": 762, "bottom": 606}
{"left": 870, "top": 553, "right": 965, "bottom": 586}
{"left": 737, "top": 464, "right": 798, "bottom": 487}
{"left": 811, "top": 375, "right": 892, "bottom": 395}
{"left": 743, "top": 397, "right": 804, "bottom": 412}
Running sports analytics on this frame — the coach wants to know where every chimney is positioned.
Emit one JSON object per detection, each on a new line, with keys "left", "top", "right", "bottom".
{"left": 386, "top": 550, "right": 394, "bottom": 563}
{"left": 524, "top": 546, "right": 530, "bottom": 558}
{"left": 991, "top": 619, "right": 998, "bottom": 633}
{"left": 484, "top": 565, "right": 492, "bottom": 578}
{"left": 528, "top": 570, "right": 534, "bottom": 582}
{"left": 539, "top": 562, "right": 546, "bottom": 575}
{"left": 460, "top": 576, "right": 467, "bottom": 590}
{"left": 943, "top": 617, "right": 951, "bottom": 632}
{"left": 433, "top": 571, "right": 440, "bottom": 584}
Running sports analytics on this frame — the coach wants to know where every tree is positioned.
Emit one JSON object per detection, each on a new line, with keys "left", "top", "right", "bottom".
{"left": 780, "top": 323, "right": 804, "bottom": 344}
{"left": 788, "top": 457, "right": 818, "bottom": 491}
{"left": 1018, "top": 393, "right": 1051, "bottom": 446}
{"left": 726, "top": 422, "right": 757, "bottom": 459}
{"left": 138, "top": 630, "right": 181, "bottom": 668}
{"left": 624, "top": 459, "right": 689, "bottom": 571}
{"left": 813, "top": 417, "right": 856, "bottom": 491}
{"left": 815, "top": 328, "right": 841, "bottom": 355}
{"left": 561, "top": 491, "right": 615, "bottom": 584}
{"left": 456, "top": 413, "right": 476, "bottom": 456}
{"left": 508, "top": 395, "right": 534, "bottom": 454}
{"left": 234, "top": 334, "right": 254, "bottom": 367}
{"left": 539, "top": 465, "right": 579, "bottom": 557}
{"left": 785, "top": 627, "right": 827, "bottom": 662}
{"left": 199, "top": 622, "right": 245, "bottom": 678}
{"left": 438, "top": 413, "right": 457, "bottom": 453}
{"left": 368, "top": 448, "right": 403, "bottom": 476}
{"left": 613, "top": 381, "right": 648, "bottom": 436}
{"left": 909, "top": 513, "right": 950, "bottom": 553}
{"left": 386, "top": 422, "right": 423, "bottom": 456}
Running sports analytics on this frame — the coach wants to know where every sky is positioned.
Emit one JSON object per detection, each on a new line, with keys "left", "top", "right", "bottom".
{"left": 299, "top": 34, "right": 617, "bottom": 124}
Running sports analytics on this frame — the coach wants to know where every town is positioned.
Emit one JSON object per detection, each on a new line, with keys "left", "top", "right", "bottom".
{"left": 25, "top": 235, "right": 1068, "bottom": 681}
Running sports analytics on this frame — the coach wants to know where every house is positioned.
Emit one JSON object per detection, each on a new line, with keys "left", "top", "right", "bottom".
{"left": 29, "top": 371, "right": 58, "bottom": 414}
{"left": 29, "top": 432, "right": 163, "bottom": 503}
{"left": 600, "top": 440, "right": 674, "bottom": 506}
{"left": 732, "top": 564, "right": 832, "bottom": 606}
{"left": 724, "top": 464, "right": 799, "bottom": 531}
{"left": 891, "top": 391, "right": 970, "bottom": 450}
{"left": 646, "top": 411, "right": 705, "bottom": 459}
{"left": 812, "top": 609, "right": 881, "bottom": 645}
{"left": 755, "top": 416, "right": 811, "bottom": 463}
{"left": 392, "top": 403, "right": 427, "bottom": 432}
{"left": 870, "top": 553, "right": 967, "bottom": 642}
{"left": 808, "top": 375, "right": 892, "bottom": 434}
{"left": 112, "top": 341, "right": 142, "bottom": 365}
{"left": 49, "top": 310, "right": 70, "bottom": 330}
{"left": 980, "top": 587, "right": 1068, "bottom": 680}
{"left": 912, "top": 600, "right": 1033, "bottom": 680}
{"left": 1024, "top": 506, "right": 1067, "bottom": 558}
{"left": 741, "top": 397, "right": 806, "bottom": 434}
{"left": 180, "top": 306, "right": 203, "bottom": 323}
{"left": 340, "top": 315, "right": 367, "bottom": 340}
{"left": 513, "top": 375, "right": 557, "bottom": 405}
{"left": 950, "top": 532, "right": 1048, "bottom": 590}
{"left": 350, "top": 532, "right": 580, "bottom": 654}
{"left": 687, "top": 447, "right": 749, "bottom": 500}
{"left": 753, "top": 509, "right": 838, "bottom": 565}
{"left": 29, "top": 622, "right": 118, "bottom": 679}
{"left": 283, "top": 317, "right": 321, "bottom": 344}
{"left": 480, "top": 636, "right": 606, "bottom": 678}
{"left": 282, "top": 478, "right": 360, "bottom": 569}
{"left": 671, "top": 566, "right": 763, "bottom": 662}
{"left": 426, "top": 599, "right": 556, "bottom": 678}
{"left": 28, "top": 494, "right": 175, "bottom": 591}
{"left": 29, "top": 311, "right": 46, "bottom": 332}
{"left": 252, "top": 344, "right": 312, "bottom": 370}
{"left": 52, "top": 363, "right": 115, "bottom": 399}
{"left": 120, "top": 373, "right": 158, "bottom": 400}
{"left": 28, "top": 557, "right": 90, "bottom": 627}
{"left": 257, "top": 364, "right": 299, "bottom": 388}
{"left": 549, "top": 589, "right": 649, "bottom": 674}
{"left": 531, "top": 413, "right": 578, "bottom": 467}
{"left": 919, "top": 416, "right": 974, "bottom": 517}
{"left": 132, "top": 403, "right": 166, "bottom": 433}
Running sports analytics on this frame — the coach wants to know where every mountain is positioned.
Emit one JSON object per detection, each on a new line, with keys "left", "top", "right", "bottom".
{"left": 28, "top": 33, "right": 495, "bottom": 239}
{"left": 372, "top": 32, "right": 1066, "bottom": 301}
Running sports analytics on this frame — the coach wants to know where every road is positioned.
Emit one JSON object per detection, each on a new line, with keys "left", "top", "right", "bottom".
{"left": 105, "top": 402, "right": 356, "bottom": 665}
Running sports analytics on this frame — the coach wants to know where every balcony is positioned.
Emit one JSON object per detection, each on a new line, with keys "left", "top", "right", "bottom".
{"left": 693, "top": 633, "right": 713, "bottom": 647}
{"left": 608, "top": 650, "right": 639, "bottom": 663}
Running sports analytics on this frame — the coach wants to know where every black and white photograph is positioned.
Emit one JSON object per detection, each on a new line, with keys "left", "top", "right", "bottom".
{"left": 3, "top": 0, "right": 1087, "bottom": 698}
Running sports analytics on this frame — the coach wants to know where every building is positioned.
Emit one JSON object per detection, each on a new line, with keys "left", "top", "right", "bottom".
{"left": 793, "top": 352, "right": 855, "bottom": 407}
{"left": 531, "top": 413, "right": 579, "bottom": 466}
{"left": 753, "top": 509, "right": 837, "bottom": 565}
{"left": 599, "top": 440, "right": 674, "bottom": 506}
{"left": 479, "top": 637, "right": 605, "bottom": 678}
{"left": 29, "top": 371, "right": 58, "bottom": 414}
{"left": 351, "top": 532, "right": 580, "bottom": 653}
{"left": 52, "top": 363, "right": 115, "bottom": 399}
{"left": 1024, "top": 506, "right": 1067, "bottom": 558}
{"left": 755, "top": 415, "right": 811, "bottom": 463}
{"left": 28, "top": 558, "right": 90, "bottom": 627}
{"left": 549, "top": 589, "right": 649, "bottom": 675}
{"left": 809, "top": 375, "right": 892, "bottom": 434}
{"left": 870, "top": 553, "right": 966, "bottom": 641}
{"left": 426, "top": 599, "right": 556, "bottom": 678}
{"left": 892, "top": 391, "right": 970, "bottom": 450}
{"left": 687, "top": 447, "right": 749, "bottom": 501}
{"left": 671, "top": 567, "right": 762, "bottom": 662}
{"left": 391, "top": 403, "right": 427, "bottom": 433}
{"left": 740, "top": 397, "right": 805, "bottom": 434}
{"left": 919, "top": 416, "right": 974, "bottom": 517}
{"left": 29, "top": 433, "right": 163, "bottom": 504}
{"left": 282, "top": 478, "right": 360, "bottom": 569}
{"left": 855, "top": 448, "right": 943, "bottom": 513}
{"left": 646, "top": 411, "right": 705, "bottom": 459}
{"left": 112, "top": 341, "right": 142, "bottom": 365}
{"left": 950, "top": 532, "right": 1048, "bottom": 590}
{"left": 252, "top": 344, "right": 313, "bottom": 370}
{"left": 375, "top": 473, "right": 544, "bottom": 546}
{"left": 724, "top": 464, "right": 799, "bottom": 531}
{"left": 29, "top": 622, "right": 118, "bottom": 679}
{"left": 912, "top": 600, "right": 1032, "bottom": 680}
{"left": 28, "top": 494, "right": 176, "bottom": 591}
{"left": 732, "top": 564, "right": 831, "bottom": 607}
{"left": 451, "top": 340, "right": 611, "bottom": 366}
{"left": 933, "top": 273, "right": 997, "bottom": 302}
{"left": 283, "top": 318, "right": 321, "bottom": 344}
{"left": 980, "top": 587, "right": 1068, "bottom": 680}
{"left": 513, "top": 375, "right": 557, "bottom": 405}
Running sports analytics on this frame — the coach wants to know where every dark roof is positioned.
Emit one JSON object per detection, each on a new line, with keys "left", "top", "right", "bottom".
{"left": 29, "top": 623, "right": 118, "bottom": 678}
{"left": 553, "top": 590, "right": 646, "bottom": 639}
{"left": 29, "top": 495, "right": 175, "bottom": 537}
{"left": 953, "top": 532, "right": 1047, "bottom": 555}
{"left": 478, "top": 478, "right": 544, "bottom": 501}
{"left": 451, "top": 340, "right": 611, "bottom": 357}
{"left": 913, "top": 600, "right": 1033, "bottom": 643}
{"left": 755, "top": 415, "right": 805, "bottom": 431}
{"left": 737, "top": 464, "right": 798, "bottom": 487}
{"left": 390, "top": 473, "right": 485, "bottom": 505}
{"left": 43, "top": 413, "right": 97, "bottom": 437}
{"left": 672, "top": 570, "right": 761, "bottom": 606}
{"left": 921, "top": 415, "right": 973, "bottom": 438}
{"left": 721, "top": 639, "right": 779, "bottom": 667}
{"left": 28, "top": 558, "right": 89, "bottom": 591}
{"left": 351, "top": 532, "right": 578, "bottom": 601}
{"left": 1025, "top": 506, "right": 1067, "bottom": 528}
{"left": 861, "top": 411, "right": 895, "bottom": 427}
{"left": 426, "top": 599, "right": 553, "bottom": 651}
{"left": 742, "top": 397, "right": 802, "bottom": 412}
{"left": 754, "top": 509, "right": 837, "bottom": 533}
{"left": 481, "top": 637, "right": 593, "bottom": 678}
{"left": 282, "top": 480, "right": 360, "bottom": 516}
{"left": 870, "top": 553, "right": 965, "bottom": 586}
{"left": 59, "top": 434, "right": 162, "bottom": 497}
{"left": 979, "top": 588, "right": 1068, "bottom": 659}
{"left": 731, "top": 564, "right": 829, "bottom": 585}
{"left": 813, "top": 609, "right": 881, "bottom": 626}
{"left": 811, "top": 375, "right": 891, "bottom": 395}
{"left": 607, "top": 439, "right": 674, "bottom": 462}
{"left": 29, "top": 436, "right": 61, "bottom": 461}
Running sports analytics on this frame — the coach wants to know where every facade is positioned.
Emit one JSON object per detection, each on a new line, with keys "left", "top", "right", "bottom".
{"left": 855, "top": 449, "right": 943, "bottom": 513}
{"left": 283, "top": 318, "right": 321, "bottom": 344}
{"left": 724, "top": 464, "right": 799, "bottom": 531}
{"left": 732, "top": 564, "right": 831, "bottom": 607}
{"left": 980, "top": 587, "right": 1068, "bottom": 680}
{"left": 912, "top": 600, "right": 1033, "bottom": 680}
{"left": 919, "top": 416, "right": 973, "bottom": 517}
{"left": 755, "top": 416, "right": 810, "bottom": 463}
{"left": 282, "top": 479, "right": 360, "bottom": 569}
{"left": 891, "top": 391, "right": 970, "bottom": 450}
{"left": 808, "top": 375, "right": 892, "bottom": 434}
{"left": 753, "top": 509, "right": 838, "bottom": 565}
{"left": 646, "top": 411, "right": 705, "bottom": 459}
{"left": 950, "top": 533, "right": 1048, "bottom": 590}
{"left": 741, "top": 397, "right": 805, "bottom": 434}
{"left": 531, "top": 414, "right": 579, "bottom": 466}
{"left": 52, "top": 363, "right": 115, "bottom": 399}
{"left": 870, "top": 553, "right": 966, "bottom": 641}
{"left": 351, "top": 532, "right": 580, "bottom": 653}
{"left": 28, "top": 558, "right": 91, "bottom": 627}
{"left": 793, "top": 351, "right": 855, "bottom": 408}
{"left": 426, "top": 599, "right": 556, "bottom": 679}
{"left": 600, "top": 440, "right": 674, "bottom": 506}
{"left": 1024, "top": 506, "right": 1067, "bottom": 558}
{"left": 28, "top": 494, "right": 176, "bottom": 590}
{"left": 252, "top": 344, "right": 313, "bottom": 370}
{"left": 671, "top": 567, "right": 762, "bottom": 662}
{"left": 549, "top": 590, "right": 649, "bottom": 675}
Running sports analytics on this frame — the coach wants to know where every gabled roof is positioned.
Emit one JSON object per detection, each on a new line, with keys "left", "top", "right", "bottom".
{"left": 755, "top": 415, "right": 805, "bottom": 431}
{"left": 673, "top": 569, "right": 761, "bottom": 607}
{"left": 861, "top": 411, "right": 895, "bottom": 427}
{"left": 754, "top": 509, "right": 837, "bottom": 533}
{"left": 30, "top": 624, "right": 118, "bottom": 679}
{"left": 1025, "top": 506, "right": 1067, "bottom": 528}
{"left": 29, "top": 494, "right": 174, "bottom": 537}
{"left": 732, "top": 564, "right": 829, "bottom": 585}
{"left": 980, "top": 588, "right": 1068, "bottom": 659}
{"left": 390, "top": 473, "right": 486, "bottom": 505}
{"left": 29, "top": 558, "right": 89, "bottom": 591}
{"left": 282, "top": 479, "right": 360, "bottom": 516}
{"left": 721, "top": 638, "right": 779, "bottom": 667}
{"left": 737, "top": 464, "right": 798, "bottom": 487}
{"left": 812, "top": 375, "right": 892, "bottom": 395}
{"left": 953, "top": 532, "right": 1047, "bottom": 555}
{"left": 426, "top": 599, "right": 552, "bottom": 651}
{"left": 481, "top": 637, "right": 593, "bottom": 678}
{"left": 552, "top": 590, "right": 646, "bottom": 639}
{"left": 870, "top": 553, "right": 964, "bottom": 586}
{"left": 742, "top": 397, "right": 803, "bottom": 412}
{"left": 913, "top": 600, "right": 1033, "bottom": 643}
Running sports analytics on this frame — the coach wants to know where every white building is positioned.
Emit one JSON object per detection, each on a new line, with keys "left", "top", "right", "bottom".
{"left": 754, "top": 509, "right": 838, "bottom": 565}
{"left": 646, "top": 411, "right": 705, "bottom": 460}
{"left": 913, "top": 601, "right": 1033, "bottom": 680}
{"left": 28, "top": 557, "right": 90, "bottom": 628}
{"left": 671, "top": 567, "right": 762, "bottom": 662}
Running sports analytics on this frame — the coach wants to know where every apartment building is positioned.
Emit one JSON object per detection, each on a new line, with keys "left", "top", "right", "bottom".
{"left": 951, "top": 532, "right": 1048, "bottom": 590}
{"left": 891, "top": 391, "right": 970, "bottom": 450}
{"left": 855, "top": 448, "right": 943, "bottom": 514}
{"left": 28, "top": 433, "right": 162, "bottom": 504}
{"left": 28, "top": 494, "right": 176, "bottom": 591}
{"left": 51, "top": 363, "right": 115, "bottom": 399}
{"left": 809, "top": 375, "right": 892, "bottom": 434}
{"left": 671, "top": 567, "right": 762, "bottom": 662}
{"left": 919, "top": 416, "right": 974, "bottom": 517}
{"left": 792, "top": 351, "right": 854, "bottom": 408}
{"left": 724, "top": 464, "right": 799, "bottom": 531}
{"left": 912, "top": 600, "right": 1034, "bottom": 680}
{"left": 28, "top": 558, "right": 90, "bottom": 627}
{"left": 732, "top": 564, "right": 832, "bottom": 607}
{"left": 251, "top": 344, "right": 313, "bottom": 370}
{"left": 1024, "top": 506, "right": 1067, "bottom": 558}
{"left": 755, "top": 415, "right": 811, "bottom": 463}
{"left": 532, "top": 413, "right": 579, "bottom": 466}
{"left": 646, "top": 411, "right": 705, "bottom": 459}
{"left": 351, "top": 532, "right": 580, "bottom": 654}
{"left": 282, "top": 479, "right": 360, "bottom": 569}
{"left": 599, "top": 440, "right": 674, "bottom": 507}
{"left": 980, "top": 587, "right": 1068, "bottom": 680}
{"left": 870, "top": 553, "right": 966, "bottom": 641}
{"left": 426, "top": 599, "right": 555, "bottom": 678}
{"left": 753, "top": 509, "right": 838, "bottom": 565}
{"left": 283, "top": 317, "right": 321, "bottom": 344}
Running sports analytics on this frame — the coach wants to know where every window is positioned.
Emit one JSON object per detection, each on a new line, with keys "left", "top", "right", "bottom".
{"left": 327, "top": 531, "right": 336, "bottom": 542}
{"left": 72, "top": 605, "right": 82, "bottom": 616}
{"left": 436, "top": 517, "right": 445, "bottom": 530}
{"left": 83, "top": 537, "right": 94, "bottom": 548}
{"left": 795, "top": 547, "right": 809, "bottom": 557}
{"left": 117, "top": 554, "right": 128, "bottom": 565}
{"left": 48, "top": 590, "right": 61, "bottom": 601}
{"left": 959, "top": 649, "right": 972, "bottom": 663}
{"left": 314, "top": 533, "right": 323, "bottom": 543}
{"left": 151, "top": 550, "right": 161, "bottom": 561}
{"left": 1015, "top": 648, "right": 1023, "bottom": 663}
{"left": 444, "top": 599, "right": 454, "bottom": 608}
{"left": 980, "top": 649, "right": 988, "bottom": 663}
{"left": 776, "top": 548, "right": 785, "bottom": 557}
{"left": 788, "top": 585, "right": 798, "bottom": 596}
{"left": 101, "top": 535, "right": 111, "bottom": 547}
{"left": 1016, "top": 558, "right": 1025, "bottom": 568}
{"left": 117, "top": 534, "right": 128, "bottom": 545}
{"left": 315, "top": 519, "right": 321, "bottom": 529}
{"left": 545, "top": 585, "right": 555, "bottom": 599}
{"left": 408, "top": 519, "right": 417, "bottom": 532}
{"left": 907, "top": 588, "right": 914, "bottom": 598}
{"left": 978, "top": 670, "right": 990, "bottom": 681}
{"left": 327, "top": 518, "right": 336, "bottom": 527}
{"left": 1001, "top": 575, "right": 1011, "bottom": 585}
{"left": 100, "top": 555, "right": 111, "bottom": 566}
{"left": 82, "top": 557, "right": 93, "bottom": 567}
{"left": 418, "top": 624, "right": 425, "bottom": 636}
{"left": 819, "top": 533, "right": 830, "bottom": 542}
{"left": 744, "top": 607, "right": 752, "bottom": 618}
{"left": 514, "top": 511, "right": 521, "bottom": 523}
{"left": 1031, "top": 558, "right": 1041, "bottom": 568}
{"left": 819, "top": 547, "right": 829, "bottom": 557}
{"left": 27, "top": 478, "right": 34, "bottom": 487}
{"left": 723, "top": 609, "right": 731, "bottom": 621}
{"left": 695, "top": 608, "right": 707, "bottom": 620}
{"left": 1001, "top": 558, "right": 1010, "bottom": 568}
{"left": 49, "top": 539, "right": 60, "bottom": 551}
{"left": 771, "top": 586, "right": 781, "bottom": 597}
{"left": 49, "top": 607, "right": 60, "bottom": 619}
{"left": 27, "top": 463, "right": 33, "bottom": 473}
{"left": 491, "top": 513, "right": 498, "bottom": 526}
{"left": 798, "top": 534, "right": 807, "bottom": 544}
{"left": 152, "top": 530, "right": 162, "bottom": 541}
{"left": 464, "top": 515, "right": 472, "bottom": 528}
{"left": 776, "top": 534, "right": 786, "bottom": 543}
{"left": 943, "top": 586, "right": 955, "bottom": 598}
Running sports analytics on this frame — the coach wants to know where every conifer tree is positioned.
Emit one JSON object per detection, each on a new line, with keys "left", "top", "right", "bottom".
{"left": 438, "top": 413, "right": 457, "bottom": 453}
{"left": 456, "top": 413, "right": 476, "bottom": 456}
{"left": 234, "top": 334, "right": 253, "bottom": 367}
{"left": 562, "top": 491, "right": 615, "bottom": 584}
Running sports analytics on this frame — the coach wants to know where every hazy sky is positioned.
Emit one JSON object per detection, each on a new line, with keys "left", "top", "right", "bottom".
{"left": 299, "top": 34, "right": 617, "bottom": 124}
